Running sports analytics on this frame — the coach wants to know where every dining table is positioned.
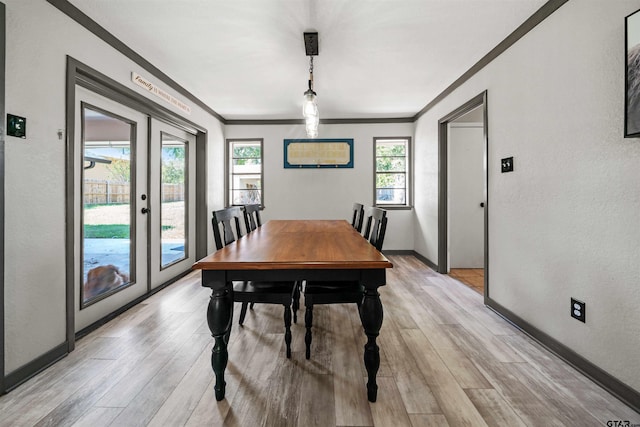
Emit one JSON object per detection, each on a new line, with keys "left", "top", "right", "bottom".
{"left": 192, "top": 219, "right": 393, "bottom": 402}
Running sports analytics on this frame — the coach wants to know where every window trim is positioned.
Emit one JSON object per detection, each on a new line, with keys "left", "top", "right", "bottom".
{"left": 225, "top": 138, "right": 264, "bottom": 208}
{"left": 373, "top": 136, "right": 412, "bottom": 209}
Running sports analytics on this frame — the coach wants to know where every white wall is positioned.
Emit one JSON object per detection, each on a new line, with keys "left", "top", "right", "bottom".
{"left": 415, "top": 0, "right": 640, "bottom": 391}
{"left": 4, "top": 0, "right": 224, "bottom": 373}
{"left": 225, "top": 123, "right": 415, "bottom": 250}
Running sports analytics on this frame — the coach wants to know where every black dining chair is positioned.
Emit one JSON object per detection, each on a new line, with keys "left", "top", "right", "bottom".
{"left": 240, "top": 204, "right": 262, "bottom": 314}
{"left": 361, "top": 206, "right": 388, "bottom": 251}
{"left": 302, "top": 206, "right": 388, "bottom": 359}
{"left": 212, "top": 206, "right": 296, "bottom": 358}
{"left": 351, "top": 202, "right": 365, "bottom": 233}
{"left": 239, "top": 204, "right": 301, "bottom": 324}
{"left": 243, "top": 204, "right": 262, "bottom": 232}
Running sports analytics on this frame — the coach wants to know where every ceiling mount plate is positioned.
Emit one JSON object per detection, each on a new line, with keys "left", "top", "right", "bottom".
{"left": 304, "top": 32, "right": 318, "bottom": 56}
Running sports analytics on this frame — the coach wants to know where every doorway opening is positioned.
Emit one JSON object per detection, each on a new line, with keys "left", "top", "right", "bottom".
{"left": 438, "top": 91, "right": 488, "bottom": 297}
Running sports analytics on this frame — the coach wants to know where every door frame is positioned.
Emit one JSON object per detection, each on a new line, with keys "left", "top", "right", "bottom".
{"left": 0, "top": 2, "right": 6, "bottom": 394}
{"left": 437, "top": 91, "right": 489, "bottom": 298}
{"left": 65, "top": 56, "right": 208, "bottom": 350}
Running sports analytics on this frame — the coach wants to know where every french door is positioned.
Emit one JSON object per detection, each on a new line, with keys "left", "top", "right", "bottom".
{"left": 148, "top": 119, "right": 196, "bottom": 289}
{"left": 73, "top": 87, "right": 196, "bottom": 332}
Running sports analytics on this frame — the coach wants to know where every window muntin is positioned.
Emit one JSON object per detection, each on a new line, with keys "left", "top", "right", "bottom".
{"left": 228, "top": 139, "right": 263, "bottom": 206}
{"left": 375, "top": 137, "right": 410, "bottom": 206}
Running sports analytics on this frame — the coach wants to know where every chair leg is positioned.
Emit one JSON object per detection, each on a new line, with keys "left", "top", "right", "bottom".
{"left": 239, "top": 302, "right": 249, "bottom": 326}
{"left": 284, "top": 304, "right": 292, "bottom": 359}
{"left": 305, "top": 305, "right": 313, "bottom": 359}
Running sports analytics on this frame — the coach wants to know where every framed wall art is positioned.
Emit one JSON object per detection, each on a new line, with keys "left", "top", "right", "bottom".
{"left": 284, "top": 139, "right": 354, "bottom": 168}
{"left": 625, "top": 8, "right": 640, "bottom": 137}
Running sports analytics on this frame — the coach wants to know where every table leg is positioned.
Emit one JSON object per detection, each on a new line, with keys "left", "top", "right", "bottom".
{"left": 359, "top": 286, "right": 383, "bottom": 402}
{"left": 206, "top": 285, "right": 233, "bottom": 401}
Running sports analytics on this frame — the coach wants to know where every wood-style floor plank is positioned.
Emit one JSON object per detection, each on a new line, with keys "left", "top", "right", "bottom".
{"left": 408, "top": 414, "right": 450, "bottom": 427}
{"left": 464, "top": 388, "right": 527, "bottom": 426}
{"left": 146, "top": 335, "right": 214, "bottom": 426}
{"left": 296, "top": 371, "right": 335, "bottom": 427}
{"left": 368, "top": 376, "right": 413, "bottom": 427}
{"left": 330, "top": 304, "right": 375, "bottom": 427}
{"left": 401, "top": 328, "right": 489, "bottom": 427}
{"left": 70, "top": 407, "right": 123, "bottom": 427}
{"left": 1, "top": 255, "right": 637, "bottom": 427}
{"left": 377, "top": 283, "right": 441, "bottom": 414}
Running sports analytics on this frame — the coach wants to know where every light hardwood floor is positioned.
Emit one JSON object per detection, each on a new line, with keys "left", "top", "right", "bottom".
{"left": 1, "top": 255, "right": 637, "bottom": 426}
{"left": 449, "top": 268, "right": 484, "bottom": 294}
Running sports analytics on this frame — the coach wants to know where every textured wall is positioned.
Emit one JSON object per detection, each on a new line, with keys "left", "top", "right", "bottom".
{"left": 225, "top": 122, "right": 415, "bottom": 251}
{"left": 414, "top": 0, "right": 640, "bottom": 391}
{"left": 4, "top": 0, "right": 224, "bottom": 373}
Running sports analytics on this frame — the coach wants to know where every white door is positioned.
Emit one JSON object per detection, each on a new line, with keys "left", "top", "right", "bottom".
{"left": 448, "top": 123, "right": 485, "bottom": 268}
{"left": 74, "top": 86, "right": 149, "bottom": 332}
{"left": 148, "top": 119, "right": 196, "bottom": 288}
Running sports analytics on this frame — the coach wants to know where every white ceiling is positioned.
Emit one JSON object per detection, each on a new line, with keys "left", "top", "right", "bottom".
{"left": 67, "top": 0, "right": 549, "bottom": 121}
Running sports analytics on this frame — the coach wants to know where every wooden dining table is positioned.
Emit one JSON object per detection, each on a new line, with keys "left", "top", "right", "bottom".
{"left": 192, "top": 219, "right": 393, "bottom": 402}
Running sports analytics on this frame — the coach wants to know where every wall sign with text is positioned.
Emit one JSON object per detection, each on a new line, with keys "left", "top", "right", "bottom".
{"left": 284, "top": 139, "right": 354, "bottom": 168}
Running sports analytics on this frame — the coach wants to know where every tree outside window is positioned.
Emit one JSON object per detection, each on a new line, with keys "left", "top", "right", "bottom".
{"left": 375, "top": 137, "right": 410, "bottom": 206}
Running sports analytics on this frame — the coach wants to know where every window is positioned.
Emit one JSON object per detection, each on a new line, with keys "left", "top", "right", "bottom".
{"left": 227, "top": 139, "right": 263, "bottom": 206}
{"left": 374, "top": 137, "right": 411, "bottom": 207}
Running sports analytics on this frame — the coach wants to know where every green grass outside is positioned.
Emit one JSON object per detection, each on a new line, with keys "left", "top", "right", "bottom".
{"left": 84, "top": 224, "right": 174, "bottom": 238}
{"left": 84, "top": 203, "right": 129, "bottom": 210}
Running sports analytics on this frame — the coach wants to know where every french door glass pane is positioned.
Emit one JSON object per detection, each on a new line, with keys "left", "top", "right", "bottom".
{"left": 161, "top": 133, "right": 187, "bottom": 268}
{"left": 82, "top": 107, "right": 133, "bottom": 305}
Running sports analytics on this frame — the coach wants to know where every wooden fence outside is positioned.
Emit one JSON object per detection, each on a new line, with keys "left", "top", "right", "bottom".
{"left": 84, "top": 179, "right": 184, "bottom": 204}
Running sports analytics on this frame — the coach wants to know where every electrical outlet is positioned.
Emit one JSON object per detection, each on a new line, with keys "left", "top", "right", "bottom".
{"left": 501, "top": 157, "right": 514, "bottom": 173}
{"left": 571, "top": 298, "right": 585, "bottom": 323}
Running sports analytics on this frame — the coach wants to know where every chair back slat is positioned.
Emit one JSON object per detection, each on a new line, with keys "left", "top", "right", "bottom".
{"left": 351, "top": 202, "right": 364, "bottom": 232}
{"left": 243, "top": 204, "right": 262, "bottom": 232}
{"left": 362, "top": 207, "right": 387, "bottom": 251}
{"left": 211, "top": 206, "right": 244, "bottom": 250}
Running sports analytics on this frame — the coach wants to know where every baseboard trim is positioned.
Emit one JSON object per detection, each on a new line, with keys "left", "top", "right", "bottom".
{"left": 3, "top": 343, "right": 68, "bottom": 393}
{"left": 486, "top": 297, "right": 640, "bottom": 414}
{"left": 382, "top": 249, "right": 414, "bottom": 256}
{"left": 383, "top": 250, "right": 439, "bottom": 272}
{"left": 410, "top": 250, "right": 438, "bottom": 271}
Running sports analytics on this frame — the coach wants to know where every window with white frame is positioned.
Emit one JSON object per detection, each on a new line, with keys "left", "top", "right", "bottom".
{"left": 374, "top": 137, "right": 411, "bottom": 206}
{"left": 227, "top": 139, "right": 263, "bottom": 206}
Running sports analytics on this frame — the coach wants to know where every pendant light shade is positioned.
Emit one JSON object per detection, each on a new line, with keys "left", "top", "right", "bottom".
{"left": 305, "top": 114, "right": 319, "bottom": 138}
{"left": 302, "top": 89, "right": 318, "bottom": 118}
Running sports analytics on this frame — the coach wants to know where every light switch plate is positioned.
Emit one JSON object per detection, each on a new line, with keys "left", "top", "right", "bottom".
{"left": 7, "top": 114, "right": 26, "bottom": 138}
{"left": 501, "top": 157, "right": 513, "bottom": 173}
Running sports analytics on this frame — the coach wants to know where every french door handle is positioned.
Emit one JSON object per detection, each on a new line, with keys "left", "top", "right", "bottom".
{"left": 141, "top": 207, "right": 150, "bottom": 214}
